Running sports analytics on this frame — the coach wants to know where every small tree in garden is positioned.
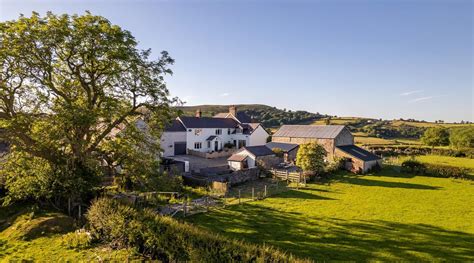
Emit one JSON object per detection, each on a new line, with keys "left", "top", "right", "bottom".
{"left": 296, "top": 142, "right": 326, "bottom": 175}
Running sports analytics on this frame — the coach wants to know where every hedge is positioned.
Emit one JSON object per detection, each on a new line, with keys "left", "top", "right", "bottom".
{"left": 401, "top": 160, "right": 470, "bottom": 180}
{"left": 368, "top": 145, "right": 474, "bottom": 159}
{"left": 86, "top": 198, "right": 309, "bottom": 262}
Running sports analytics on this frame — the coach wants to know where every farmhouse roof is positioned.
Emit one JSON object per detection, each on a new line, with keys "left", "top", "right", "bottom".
{"left": 178, "top": 116, "right": 239, "bottom": 128}
{"left": 164, "top": 120, "right": 186, "bottom": 132}
{"left": 227, "top": 154, "right": 248, "bottom": 162}
{"left": 336, "top": 145, "right": 381, "bottom": 161}
{"left": 242, "top": 145, "right": 275, "bottom": 157}
{"left": 266, "top": 142, "right": 299, "bottom": 152}
{"left": 214, "top": 112, "right": 252, "bottom": 123}
{"left": 272, "top": 125, "right": 346, "bottom": 139}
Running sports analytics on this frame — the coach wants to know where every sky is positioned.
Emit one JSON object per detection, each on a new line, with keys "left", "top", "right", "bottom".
{"left": 1, "top": 0, "right": 472, "bottom": 122}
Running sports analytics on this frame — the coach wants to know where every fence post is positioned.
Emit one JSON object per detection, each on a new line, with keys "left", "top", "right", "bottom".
{"left": 238, "top": 189, "right": 241, "bottom": 204}
{"left": 303, "top": 172, "right": 306, "bottom": 186}
{"left": 264, "top": 185, "right": 267, "bottom": 198}
{"left": 205, "top": 196, "right": 209, "bottom": 212}
{"left": 286, "top": 170, "right": 289, "bottom": 183}
{"left": 252, "top": 187, "right": 255, "bottom": 201}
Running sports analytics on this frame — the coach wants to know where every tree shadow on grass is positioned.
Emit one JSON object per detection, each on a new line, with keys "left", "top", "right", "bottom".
{"left": 273, "top": 190, "right": 336, "bottom": 200}
{"left": 190, "top": 204, "right": 473, "bottom": 261}
{"left": 334, "top": 176, "right": 441, "bottom": 190}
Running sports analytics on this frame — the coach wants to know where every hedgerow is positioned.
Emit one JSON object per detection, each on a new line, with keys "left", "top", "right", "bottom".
{"left": 86, "top": 198, "right": 309, "bottom": 262}
{"left": 401, "top": 160, "right": 470, "bottom": 179}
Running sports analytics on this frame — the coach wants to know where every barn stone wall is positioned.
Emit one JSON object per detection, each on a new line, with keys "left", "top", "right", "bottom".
{"left": 272, "top": 137, "right": 336, "bottom": 160}
{"left": 334, "top": 128, "right": 354, "bottom": 146}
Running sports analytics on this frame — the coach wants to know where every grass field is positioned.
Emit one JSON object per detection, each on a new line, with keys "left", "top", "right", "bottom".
{"left": 0, "top": 205, "right": 137, "bottom": 262}
{"left": 398, "top": 155, "right": 474, "bottom": 170}
{"left": 189, "top": 168, "right": 474, "bottom": 261}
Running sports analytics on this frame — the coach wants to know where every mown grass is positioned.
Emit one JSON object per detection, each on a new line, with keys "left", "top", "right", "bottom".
{"left": 0, "top": 205, "right": 137, "bottom": 262}
{"left": 189, "top": 168, "right": 474, "bottom": 261}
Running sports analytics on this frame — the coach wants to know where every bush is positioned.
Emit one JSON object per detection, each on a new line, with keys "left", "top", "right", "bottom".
{"left": 224, "top": 142, "right": 235, "bottom": 149}
{"left": 324, "top": 157, "right": 346, "bottom": 175}
{"left": 87, "top": 198, "right": 307, "bottom": 262}
{"left": 424, "top": 164, "right": 469, "bottom": 180}
{"left": 61, "top": 229, "right": 92, "bottom": 249}
{"left": 272, "top": 147, "right": 284, "bottom": 158}
{"left": 401, "top": 160, "right": 470, "bottom": 179}
{"left": 401, "top": 159, "right": 426, "bottom": 174}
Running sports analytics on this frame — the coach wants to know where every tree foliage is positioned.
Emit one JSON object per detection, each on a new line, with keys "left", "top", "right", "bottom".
{"left": 421, "top": 127, "right": 450, "bottom": 147}
{"left": 449, "top": 127, "right": 474, "bottom": 149}
{"left": 296, "top": 142, "right": 326, "bottom": 174}
{"left": 0, "top": 12, "right": 178, "bottom": 204}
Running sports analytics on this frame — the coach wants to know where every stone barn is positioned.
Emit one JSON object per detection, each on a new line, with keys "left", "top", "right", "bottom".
{"left": 271, "top": 125, "right": 381, "bottom": 173}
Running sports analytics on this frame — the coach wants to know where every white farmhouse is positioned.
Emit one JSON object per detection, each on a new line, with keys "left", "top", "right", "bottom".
{"left": 161, "top": 106, "right": 269, "bottom": 157}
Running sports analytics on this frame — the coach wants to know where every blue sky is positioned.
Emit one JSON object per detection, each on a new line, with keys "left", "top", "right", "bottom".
{"left": 1, "top": 0, "right": 472, "bottom": 122}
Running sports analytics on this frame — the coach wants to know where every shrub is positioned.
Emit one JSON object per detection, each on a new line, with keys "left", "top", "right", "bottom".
{"left": 424, "top": 164, "right": 469, "bottom": 180}
{"left": 272, "top": 147, "right": 284, "bottom": 158}
{"left": 86, "top": 198, "right": 307, "bottom": 262}
{"left": 296, "top": 142, "right": 326, "bottom": 175}
{"left": 324, "top": 157, "right": 346, "bottom": 175}
{"left": 224, "top": 142, "right": 235, "bottom": 149}
{"left": 61, "top": 229, "right": 92, "bottom": 249}
{"left": 401, "top": 159, "right": 426, "bottom": 174}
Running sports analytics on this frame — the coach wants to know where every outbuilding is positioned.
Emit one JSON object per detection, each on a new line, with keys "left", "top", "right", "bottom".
{"left": 227, "top": 145, "right": 276, "bottom": 171}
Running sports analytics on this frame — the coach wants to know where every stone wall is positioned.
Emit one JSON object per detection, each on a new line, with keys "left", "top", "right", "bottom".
{"left": 334, "top": 128, "right": 354, "bottom": 146}
{"left": 272, "top": 137, "right": 336, "bottom": 160}
{"left": 188, "top": 148, "right": 236, "bottom": 159}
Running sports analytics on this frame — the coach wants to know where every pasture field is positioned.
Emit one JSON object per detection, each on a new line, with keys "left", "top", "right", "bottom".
{"left": 399, "top": 155, "right": 474, "bottom": 170}
{"left": 189, "top": 168, "right": 474, "bottom": 261}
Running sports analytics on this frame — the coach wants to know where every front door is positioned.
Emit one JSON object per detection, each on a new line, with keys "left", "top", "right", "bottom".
{"left": 214, "top": 141, "right": 219, "bottom": 151}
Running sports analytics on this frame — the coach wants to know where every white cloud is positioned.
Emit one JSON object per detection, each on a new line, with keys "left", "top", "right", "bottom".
{"left": 400, "top": 90, "right": 423, "bottom": 96}
{"left": 409, "top": 96, "right": 434, "bottom": 103}
{"left": 220, "top": 93, "right": 230, "bottom": 97}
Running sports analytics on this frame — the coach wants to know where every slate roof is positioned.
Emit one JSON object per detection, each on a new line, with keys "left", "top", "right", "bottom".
{"left": 227, "top": 154, "right": 248, "bottom": 162}
{"left": 272, "top": 125, "right": 345, "bottom": 139}
{"left": 336, "top": 145, "right": 381, "bottom": 161}
{"left": 164, "top": 120, "right": 186, "bottom": 132}
{"left": 235, "top": 112, "right": 252, "bottom": 123}
{"left": 178, "top": 116, "right": 239, "bottom": 128}
{"left": 266, "top": 142, "right": 299, "bottom": 152}
{"left": 206, "top": 135, "right": 217, "bottom": 141}
{"left": 213, "top": 111, "right": 252, "bottom": 123}
{"left": 242, "top": 145, "right": 275, "bottom": 157}
{"left": 241, "top": 123, "right": 260, "bottom": 135}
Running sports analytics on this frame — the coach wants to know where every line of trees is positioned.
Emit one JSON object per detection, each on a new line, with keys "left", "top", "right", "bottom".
{"left": 421, "top": 126, "right": 473, "bottom": 148}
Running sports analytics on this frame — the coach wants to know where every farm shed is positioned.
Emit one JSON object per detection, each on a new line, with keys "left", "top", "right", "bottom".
{"left": 265, "top": 142, "right": 299, "bottom": 163}
{"left": 335, "top": 145, "right": 382, "bottom": 173}
{"left": 228, "top": 145, "right": 277, "bottom": 171}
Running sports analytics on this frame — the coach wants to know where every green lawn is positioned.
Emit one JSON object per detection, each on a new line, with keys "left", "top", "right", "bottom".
{"left": 189, "top": 168, "right": 474, "bottom": 261}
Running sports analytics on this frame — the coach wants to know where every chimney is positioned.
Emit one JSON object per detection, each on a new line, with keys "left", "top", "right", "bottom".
{"left": 229, "top": 105, "right": 237, "bottom": 116}
{"left": 195, "top": 109, "right": 202, "bottom": 118}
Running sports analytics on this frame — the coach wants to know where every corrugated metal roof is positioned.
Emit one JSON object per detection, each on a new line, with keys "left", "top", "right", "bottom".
{"left": 266, "top": 142, "right": 299, "bottom": 152}
{"left": 272, "top": 125, "right": 345, "bottom": 139}
{"left": 336, "top": 145, "right": 381, "bottom": 161}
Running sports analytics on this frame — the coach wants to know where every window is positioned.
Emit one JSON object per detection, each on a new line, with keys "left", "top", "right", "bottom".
{"left": 207, "top": 141, "right": 211, "bottom": 148}
{"left": 195, "top": 128, "right": 202, "bottom": 136}
{"left": 227, "top": 128, "right": 231, "bottom": 135}
{"left": 194, "top": 142, "right": 202, "bottom": 149}
{"left": 216, "top": 129, "right": 222, "bottom": 135}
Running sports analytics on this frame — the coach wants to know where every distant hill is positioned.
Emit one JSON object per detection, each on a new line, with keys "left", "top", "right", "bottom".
{"left": 177, "top": 104, "right": 325, "bottom": 128}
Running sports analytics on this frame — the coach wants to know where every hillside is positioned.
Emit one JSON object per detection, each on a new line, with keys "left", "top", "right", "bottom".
{"left": 178, "top": 104, "right": 324, "bottom": 127}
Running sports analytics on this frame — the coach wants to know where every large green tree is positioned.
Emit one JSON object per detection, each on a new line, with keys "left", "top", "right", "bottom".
{"left": 0, "top": 12, "right": 177, "bottom": 205}
{"left": 296, "top": 142, "right": 326, "bottom": 174}
{"left": 449, "top": 126, "right": 474, "bottom": 149}
{"left": 421, "top": 127, "right": 449, "bottom": 147}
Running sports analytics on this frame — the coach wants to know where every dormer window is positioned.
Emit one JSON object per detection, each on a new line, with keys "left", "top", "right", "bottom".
{"left": 216, "top": 129, "right": 222, "bottom": 135}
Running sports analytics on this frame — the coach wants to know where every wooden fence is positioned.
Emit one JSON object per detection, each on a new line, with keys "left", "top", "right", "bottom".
{"left": 270, "top": 169, "right": 306, "bottom": 188}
